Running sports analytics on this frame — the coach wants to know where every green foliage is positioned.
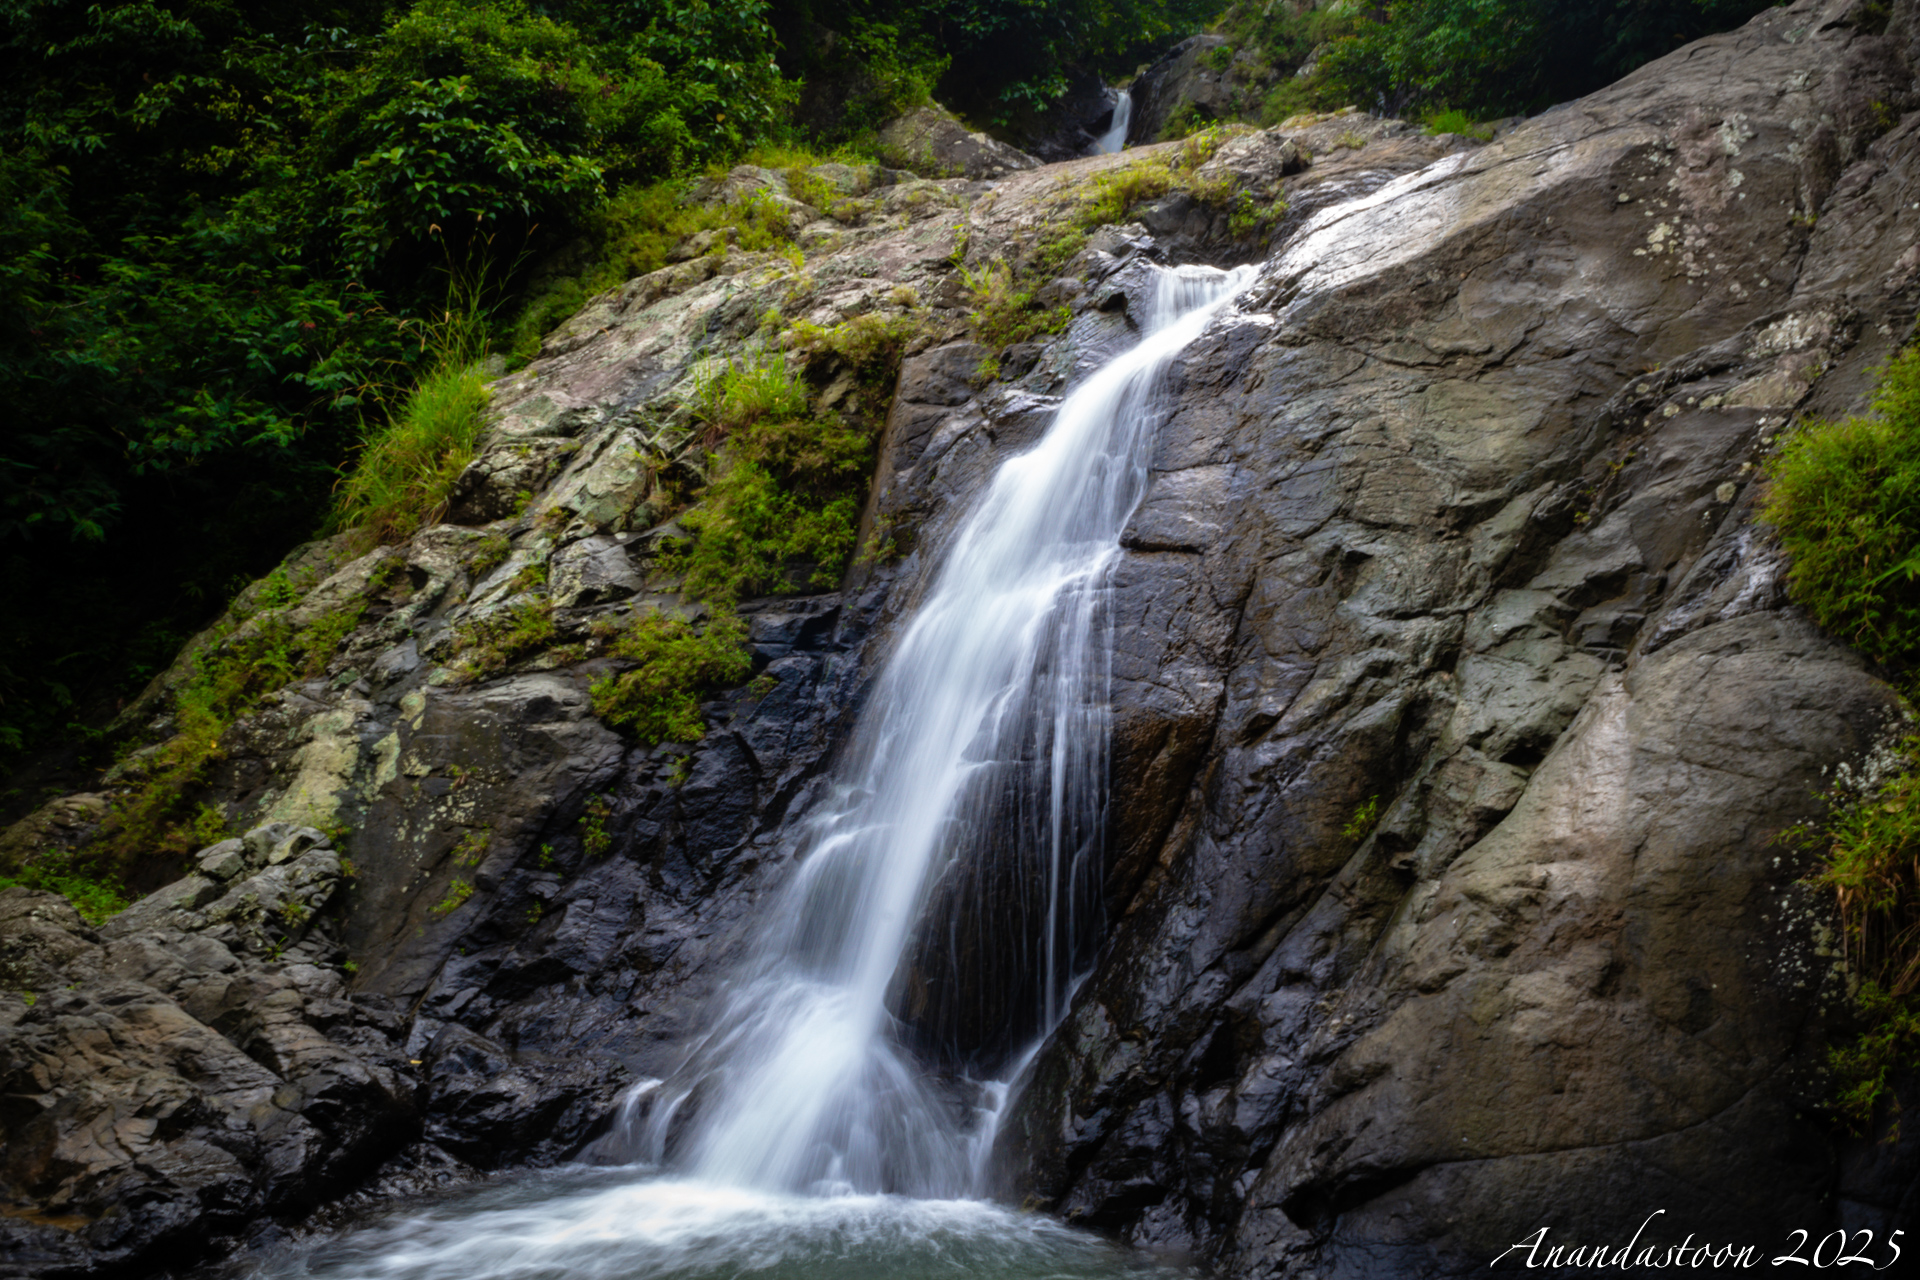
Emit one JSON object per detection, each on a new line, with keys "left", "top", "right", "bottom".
{"left": 962, "top": 262, "right": 1073, "bottom": 351}
{"left": 1341, "top": 795, "right": 1383, "bottom": 843}
{"left": 664, "top": 352, "right": 876, "bottom": 601}
{"left": 578, "top": 794, "right": 614, "bottom": 857}
{"left": 0, "top": 0, "right": 1280, "bottom": 787}
{"left": 1763, "top": 347, "right": 1920, "bottom": 667}
{"left": 452, "top": 829, "right": 491, "bottom": 867}
{"left": 1227, "top": 190, "right": 1289, "bottom": 242}
{"left": 1423, "top": 108, "right": 1495, "bottom": 140}
{"left": 451, "top": 598, "right": 558, "bottom": 680}
{"left": 1769, "top": 345, "right": 1920, "bottom": 1130}
{"left": 431, "top": 877, "right": 476, "bottom": 915}
{"left": 1312, "top": 1, "right": 1776, "bottom": 120}
{"left": 0, "top": 848, "right": 132, "bottom": 925}
{"left": 333, "top": 358, "right": 490, "bottom": 547}
{"left": 0, "top": 0, "right": 823, "bottom": 779}
{"left": 589, "top": 610, "right": 754, "bottom": 743}
{"left": 787, "top": 311, "right": 924, "bottom": 390}
{"left": 469, "top": 533, "right": 514, "bottom": 577}
{"left": 1830, "top": 982, "right": 1920, "bottom": 1136}
{"left": 1780, "top": 734, "right": 1920, "bottom": 1133}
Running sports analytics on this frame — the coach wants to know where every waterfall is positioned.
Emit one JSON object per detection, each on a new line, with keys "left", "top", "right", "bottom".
{"left": 1092, "top": 90, "right": 1132, "bottom": 154}
{"left": 619, "top": 262, "right": 1256, "bottom": 1197}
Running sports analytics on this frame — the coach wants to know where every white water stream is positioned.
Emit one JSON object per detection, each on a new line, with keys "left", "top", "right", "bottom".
{"left": 1093, "top": 90, "right": 1132, "bottom": 153}
{"left": 230, "top": 262, "right": 1252, "bottom": 1280}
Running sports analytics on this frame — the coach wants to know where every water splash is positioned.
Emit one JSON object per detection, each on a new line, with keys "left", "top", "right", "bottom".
{"left": 231, "top": 1170, "right": 1183, "bottom": 1280}
{"left": 609, "top": 263, "right": 1254, "bottom": 1198}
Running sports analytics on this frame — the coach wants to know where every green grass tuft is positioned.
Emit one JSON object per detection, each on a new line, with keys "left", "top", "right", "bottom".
{"left": 664, "top": 352, "right": 876, "bottom": 602}
{"left": 1764, "top": 346, "right": 1920, "bottom": 667}
{"left": 451, "top": 598, "right": 558, "bottom": 682}
{"left": 1769, "top": 342, "right": 1920, "bottom": 1131}
{"left": 334, "top": 363, "right": 493, "bottom": 546}
{"left": 1423, "top": 109, "right": 1495, "bottom": 141}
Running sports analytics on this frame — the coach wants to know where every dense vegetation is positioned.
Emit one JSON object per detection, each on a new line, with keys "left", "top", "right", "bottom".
{"left": 1175, "top": 1, "right": 1780, "bottom": 134}
{"left": 1766, "top": 345, "right": 1920, "bottom": 1132}
{"left": 0, "top": 0, "right": 1211, "bottom": 797}
{"left": 0, "top": 0, "right": 1788, "bottom": 813}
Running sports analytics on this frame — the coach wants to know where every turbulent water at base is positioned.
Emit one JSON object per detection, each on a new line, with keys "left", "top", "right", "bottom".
{"left": 227, "top": 263, "right": 1250, "bottom": 1280}
{"left": 1093, "top": 90, "right": 1132, "bottom": 153}
{"left": 229, "top": 1170, "right": 1184, "bottom": 1280}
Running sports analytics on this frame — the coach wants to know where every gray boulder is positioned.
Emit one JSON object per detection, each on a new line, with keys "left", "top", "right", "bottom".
{"left": 877, "top": 103, "right": 1042, "bottom": 179}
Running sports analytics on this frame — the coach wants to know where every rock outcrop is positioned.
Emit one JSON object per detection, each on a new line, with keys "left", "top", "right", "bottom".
{"left": 1127, "top": 33, "right": 1272, "bottom": 144}
{"left": 5, "top": 1, "right": 1920, "bottom": 1275}
{"left": 991, "top": 0, "right": 1920, "bottom": 1272}
{"left": 876, "top": 103, "right": 1042, "bottom": 179}
{"left": 0, "top": 826, "right": 416, "bottom": 1276}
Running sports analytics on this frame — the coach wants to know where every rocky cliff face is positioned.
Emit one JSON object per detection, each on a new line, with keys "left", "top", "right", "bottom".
{"left": 5, "top": 1, "right": 1920, "bottom": 1275}
{"left": 995, "top": 0, "right": 1920, "bottom": 1270}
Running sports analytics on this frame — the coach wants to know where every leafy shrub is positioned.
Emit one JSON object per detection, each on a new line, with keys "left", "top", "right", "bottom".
{"left": 1781, "top": 734, "right": 1920, "bottom": 1131}
{"left": 1769, "top": 344, "right": 1920, "bottom": 1129}
{"left": 1341, "top": 795, "right": 1383, "bottom": 843}
{"left": 431, "top": 878, "right": 476, "bottom": 915}
{"left": 1313, "top": 0, "right": 1775, "bottom": 120}
{"left": 1763, "top": 346, "right": 1920, "bottom": 667}
{"left": 1228, "top": 191, "right": 1290, "bottom": 242}
{"left": 309, "top": 0, "right": 693, "bottom": 283}
{"left": 665, "top": 352, "right": 876, "bottom": 601}
{"left": 0, "top": 850, "right": 132, "bottom": 925}
{"left": 589, "top": 610, "right": 753, "bottom": 743}
{"left": 579, "top": 795, "right": 615, "bottom": 857}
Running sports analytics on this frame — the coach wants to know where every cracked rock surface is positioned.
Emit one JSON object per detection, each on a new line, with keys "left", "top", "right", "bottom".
{"left": 991, "top": 1, "right": 1920, "bottom": 1272}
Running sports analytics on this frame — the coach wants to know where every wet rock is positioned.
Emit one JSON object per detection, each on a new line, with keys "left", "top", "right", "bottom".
{"left": 993, "top": 1, "right": 1920, "bottom": 1273}
{"left": 9, "top": 1, "right": 1920, "bottom": 1273}
{"left": 418, "top": 1023, "right": 629, "bottom": 1168}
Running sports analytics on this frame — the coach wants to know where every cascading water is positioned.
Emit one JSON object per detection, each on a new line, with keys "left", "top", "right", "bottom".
{"left": 226, "top": 262, "right": 1252, "bottom": 1280}
{"left": 624, "top": 261, "right": 1256, "bottom": 1197}
{"left": 1092, "top": 89, "right": 1132, "bottom": 154}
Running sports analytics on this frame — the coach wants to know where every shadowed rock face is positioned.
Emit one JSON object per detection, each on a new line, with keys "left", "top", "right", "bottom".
{"left": 991, "top": 0, "right": 1920, "bottom": 1271}
{"left": 0, "top": 830, "right": 420, "bottom": 1277}
{"left": 6, "top": 1, "right": 1920, "bottom": 1274}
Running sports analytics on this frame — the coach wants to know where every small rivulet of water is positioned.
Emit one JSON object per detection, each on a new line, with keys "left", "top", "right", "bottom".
{"left": 229, "top": 263, "right": 1251, "bottom": 1280}
{"left": 1092, "top": 89, "right": 1132, "bottom": 154}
